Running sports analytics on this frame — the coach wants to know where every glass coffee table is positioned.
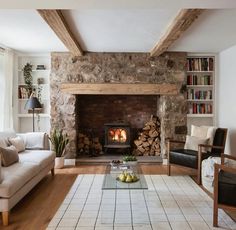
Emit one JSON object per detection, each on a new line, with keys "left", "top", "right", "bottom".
{"left": 102, "top": 162, "right": 148, "bottom": 190}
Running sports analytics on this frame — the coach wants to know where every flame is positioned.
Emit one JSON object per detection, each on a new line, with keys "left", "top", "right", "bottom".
{"left": 108, "top": 128, "right": 127, "bottom": 143}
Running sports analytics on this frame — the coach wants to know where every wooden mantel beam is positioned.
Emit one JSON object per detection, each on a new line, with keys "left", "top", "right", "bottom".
{"left": 37, "top": 10, "right": 83, "bottom": 56}
{"left": 150, "top": 9, "right": 204, "bottom": 57}
{"left": 60, "top": 83, "right": 178, "bottom": 95}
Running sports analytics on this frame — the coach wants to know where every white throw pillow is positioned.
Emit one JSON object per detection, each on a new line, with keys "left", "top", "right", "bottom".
{"left": 203, "top": 126, "right": 216, "bottom": 145}
{"left": 8, "top": 136, "right": 25, "bottom": 153}
{"left": 0, "top": 139, "right": 7, "bottom": 148}
{"left": 184, "top": 135, "right": 209, "bottom": 151}
{"left": 191, "top": 125, "right": 209, "bottom": 138}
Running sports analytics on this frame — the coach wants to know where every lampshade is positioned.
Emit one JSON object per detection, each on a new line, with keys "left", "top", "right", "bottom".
{"left": 25, "top": 97, "right": 42, "bottom": 110}
{"left": 25, "top": 96, "right": 42, "bottom": 132}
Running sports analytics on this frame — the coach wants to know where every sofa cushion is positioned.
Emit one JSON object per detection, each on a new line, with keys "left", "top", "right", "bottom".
{"left": 8, "top": 136, "right": 25, "bottom": 153}
{"left": 0, "top": 162, "right": 40, "bottom": 198}
{"left": 169, "top": 149, "right": 198, "bottom": 169}
{"left": 0, "top": 145, "right": 19, "bottom": 167}
{"left": 0, "top": 139, "right": 7, "bottom": 148}
{"left": 19, "top": 150, "right": 55, "bottom": 170}
{"left": 17, "top": 132, "right": 50, "bottom": 150}
{"left": 218, "top": 170, "right": 236, "bottom": 206}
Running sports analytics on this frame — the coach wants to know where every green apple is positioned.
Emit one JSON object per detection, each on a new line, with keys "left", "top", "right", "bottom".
{"left": 119, "top": 173, "right": 126, "bottom": 182}
{"left": 132, "top": 174, "right": 138, "bottom": 182}
{"left": 126, "top": 175, "right": 133, "bottom": 183}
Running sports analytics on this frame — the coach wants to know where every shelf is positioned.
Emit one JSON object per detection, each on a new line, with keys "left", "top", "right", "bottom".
{"left": 187, "top": 114, "right": 214, "bottom": 118}
{"left": 187, "top": 71, "right": 213, "bottom": 73}
{"left": 18, "top": 98, "right": 49, "bottom": 101}
{"left": 187, "top": 85, "right": 213, "bottom": 88}
{"left": 18, "top": 69, "right": 51, "bottom": 72}
{"left": 17, "top": 114, "right": 50, "bottom": 118}
{"left": 18, "top": 83, "right": 49, "bottom": 86}
{"left": 187, "top": 99, "right": 213, "bottom": 102}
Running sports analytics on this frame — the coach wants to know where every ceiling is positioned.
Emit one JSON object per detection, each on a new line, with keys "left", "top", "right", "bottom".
{"left": 63, "top": 9, "right": 177, "bottom": 53}
{"left": 0, "top": 10, "right": 67, "bottom": 53}
{"left": 0, "top": 3, "right": 236, "bottom": 54}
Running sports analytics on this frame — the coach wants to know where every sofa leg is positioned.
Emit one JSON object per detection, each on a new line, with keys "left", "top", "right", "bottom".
{"left": 2, "top": 211, "right": 9, "bottom": 226}
{"left": 51, "top": 168, "right": 55, "bottom": 176}
{"left": 168, "top": 164, "right": 171, "bottom": 176}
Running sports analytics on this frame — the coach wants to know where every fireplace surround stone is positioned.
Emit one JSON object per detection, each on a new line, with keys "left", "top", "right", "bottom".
{"left": 50, "top": 52, "right": 187, "bottom": 158}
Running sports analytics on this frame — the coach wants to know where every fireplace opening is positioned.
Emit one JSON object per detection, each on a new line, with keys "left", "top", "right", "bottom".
{"left": 76, "top": 95, "right": 159, "bottom": 156}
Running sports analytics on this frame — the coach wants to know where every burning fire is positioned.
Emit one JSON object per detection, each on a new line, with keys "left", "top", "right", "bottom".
{"left": 108, "top": 128, "right": 127, "bottom": 143}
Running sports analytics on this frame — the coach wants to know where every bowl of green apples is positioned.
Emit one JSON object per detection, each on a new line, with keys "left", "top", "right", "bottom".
{"left": 117, "top": 172, "right": 139, "bottom": 183}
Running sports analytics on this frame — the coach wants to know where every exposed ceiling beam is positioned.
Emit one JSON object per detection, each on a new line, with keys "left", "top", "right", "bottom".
{"left": 37, "top": 10, "right": 83, "bottom": 56}
{"left": 150, "top": 9, "right": 204, "bottom": 57}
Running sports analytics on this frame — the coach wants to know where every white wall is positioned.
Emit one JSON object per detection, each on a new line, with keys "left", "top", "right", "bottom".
{"left": 217, "top": 45, "right": 236, "bottom": 154}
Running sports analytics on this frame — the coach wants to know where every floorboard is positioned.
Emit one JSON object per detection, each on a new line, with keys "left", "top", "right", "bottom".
{"left": 1, "top": 164, "right": 235, "bottom": 229}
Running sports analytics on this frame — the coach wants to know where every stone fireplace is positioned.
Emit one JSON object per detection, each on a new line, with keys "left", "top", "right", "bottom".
{"left": 50, "top": 52, "right": 187, "bottom": 159}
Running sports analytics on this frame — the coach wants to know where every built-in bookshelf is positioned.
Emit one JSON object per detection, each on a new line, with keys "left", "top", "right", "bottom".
{"left": 14, "top": 54, "right": 51, "bottom": 133}
{"left": 186, "top": 55, "right": 215, "bottom": 131}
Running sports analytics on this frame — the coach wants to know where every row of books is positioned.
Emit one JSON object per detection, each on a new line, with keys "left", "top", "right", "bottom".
{"left": 187, "top": 74, "right": 212, "bottom": 86}
{"left": 189, "top": 103, "right": 213, "bottom": 114}
{"left": 187, "top": 58, "right": 214, "bottom": 71}
{"left": 187, "top": 89, "right": 212, "bottom": 100}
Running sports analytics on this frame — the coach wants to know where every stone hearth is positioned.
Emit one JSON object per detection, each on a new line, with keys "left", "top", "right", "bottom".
{"left": 50, "top": 52, "right": 187, "bottom": 158}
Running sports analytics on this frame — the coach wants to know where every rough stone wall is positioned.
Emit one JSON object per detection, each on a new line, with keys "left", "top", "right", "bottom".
{"left": 51, "top": 52, "right": 187, "bottom": 158}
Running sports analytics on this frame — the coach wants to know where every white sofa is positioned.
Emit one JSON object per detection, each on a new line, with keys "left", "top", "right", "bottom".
{"left": 0, "top": 131, "right": 55, "bottom": 226}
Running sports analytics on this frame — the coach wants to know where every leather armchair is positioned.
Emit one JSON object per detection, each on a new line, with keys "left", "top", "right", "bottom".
{"left": 213, "top": 153, "right": 236, "bottom": 227}
{"left": 167, "top": 128, "right": 227, "bottom": 184}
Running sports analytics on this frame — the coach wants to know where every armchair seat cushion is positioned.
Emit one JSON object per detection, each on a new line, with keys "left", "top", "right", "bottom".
{"left": 169, "top": 149, "right": 198, "bottom": 169}
{"left": 218, "top": 170, "right": 236, "bottom": 206}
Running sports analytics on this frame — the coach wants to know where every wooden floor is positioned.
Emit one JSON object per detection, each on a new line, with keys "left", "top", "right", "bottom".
{"left": 1, "top": 164, "right": 235, "bottom": 229}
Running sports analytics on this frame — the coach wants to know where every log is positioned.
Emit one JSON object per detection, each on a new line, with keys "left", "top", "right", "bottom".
{"left": 142, "top": 142, "right": 150, "bottom": 148}
{"left": 145, "top": 121, "right": 156, "bottom": 127}
{"left": 78, "top": 133, "right": 85, "bottom": 138}
{"left": 134, "top": 139, "right": 143, "bottom": 146}
{"left": 93, "top": 137, "right": 99, "bottom": 143}
{"left": 137, "top": 146, "right": 145, "bottom": 153}
{"left": 149, "top": 130, "right": 159, "bottom": 138}
{"left": 143, "top": 125, "right": 151, "bottom": 131}
{"left": 148, "top": 138, "right": 154, "bottom": 145}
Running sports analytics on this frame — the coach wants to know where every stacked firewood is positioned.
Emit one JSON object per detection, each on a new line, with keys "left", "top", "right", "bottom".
{"left": 133, "top": 115, "right": 161, "bottom": 156}
{"left": 78, "top": 133, "right": 103, "bottom": 155}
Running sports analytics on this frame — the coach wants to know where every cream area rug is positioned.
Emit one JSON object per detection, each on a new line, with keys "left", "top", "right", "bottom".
{"left": 47, "top": 175, "right": 236, "bottom": 230}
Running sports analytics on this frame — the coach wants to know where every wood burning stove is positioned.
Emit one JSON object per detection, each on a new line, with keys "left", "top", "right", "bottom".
{"left": 104, "top": 123, "right": 130, "bottom": 151}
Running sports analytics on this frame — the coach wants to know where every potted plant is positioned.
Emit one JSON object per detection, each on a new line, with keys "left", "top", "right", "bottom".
{"left": 23, "top": 63, "right": 33, "bottom": 97}
{"left": 49, "top": 129, "right": 69, "bottom": 169}
{"left": 123, "top": 155, "right": 138, "bottom": 166}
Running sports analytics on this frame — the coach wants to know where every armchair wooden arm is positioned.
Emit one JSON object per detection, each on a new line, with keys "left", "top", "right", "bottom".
{"left": 199, "top": 144, "right": 224, "bottom": 150}
{"left": 221, "top": 153, "right": 236, "bottom": 161}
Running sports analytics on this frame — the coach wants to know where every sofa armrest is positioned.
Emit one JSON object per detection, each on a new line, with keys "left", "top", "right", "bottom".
{"left": 17, "top": 132, "right": 50, "bottom": 150}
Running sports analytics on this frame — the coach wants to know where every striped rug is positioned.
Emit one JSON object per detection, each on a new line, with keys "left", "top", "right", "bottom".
{"left": 47, "top": 175, "right": 236, "bottom": 230}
